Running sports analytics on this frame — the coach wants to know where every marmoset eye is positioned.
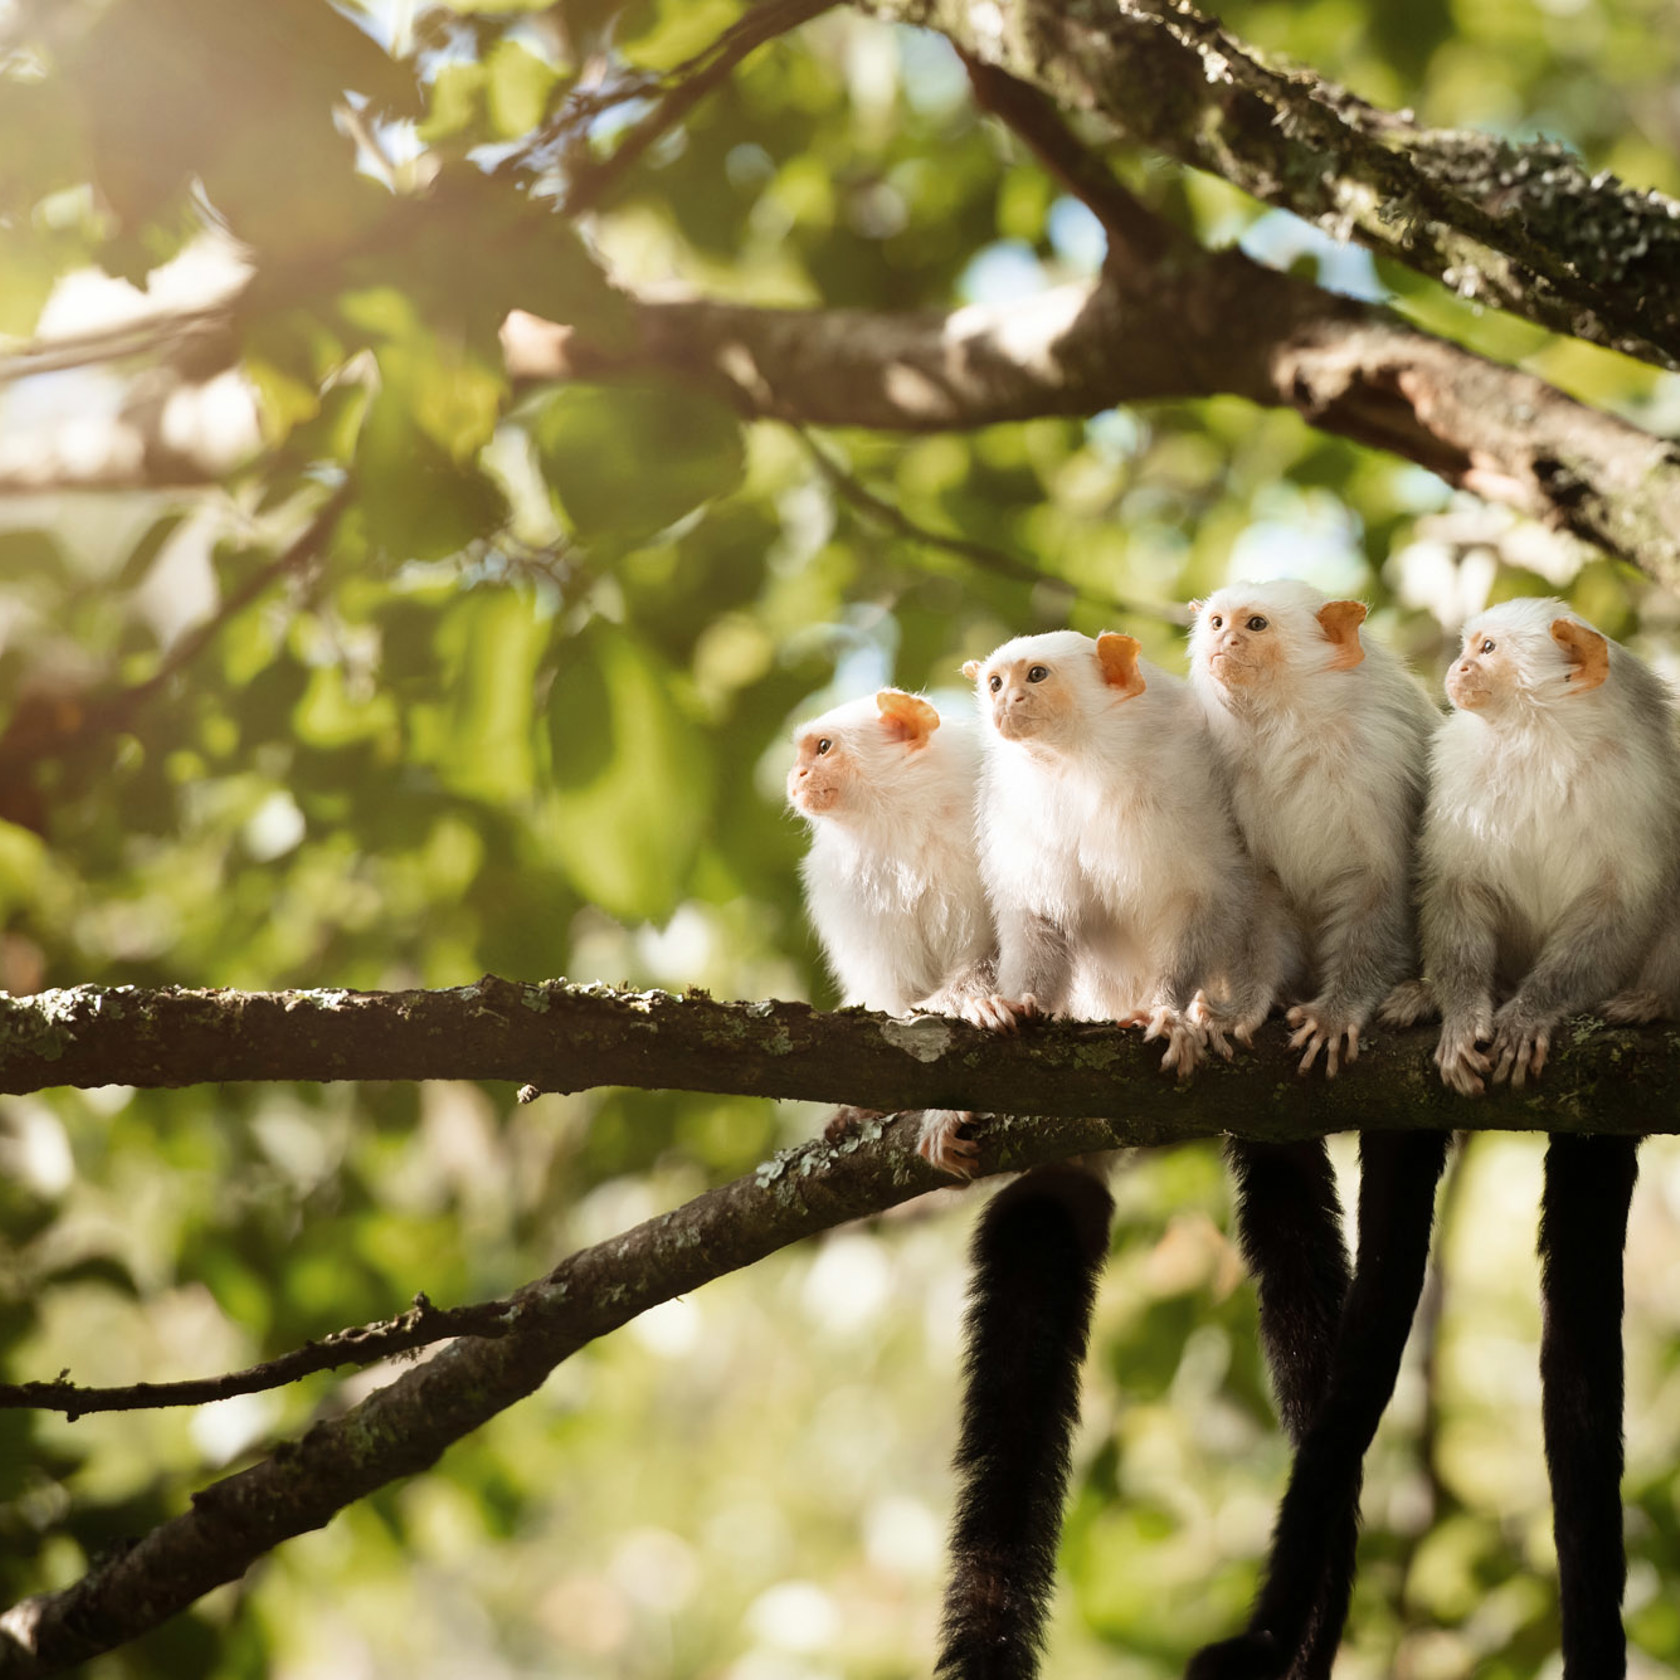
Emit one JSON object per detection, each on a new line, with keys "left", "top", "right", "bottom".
{"left": 1027, "top": 666, "right": 1048, "bottom": 682}
{"left": 1247, "top": 616, "right": 1268, "bottom": 631}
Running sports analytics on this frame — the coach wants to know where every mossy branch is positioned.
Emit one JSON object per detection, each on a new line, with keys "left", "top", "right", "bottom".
{"left": 875, "top": 0, "right": 1680, "bottom": 369}
{"left": 0, "top": 977, "right": 1672, "bottom": 1139}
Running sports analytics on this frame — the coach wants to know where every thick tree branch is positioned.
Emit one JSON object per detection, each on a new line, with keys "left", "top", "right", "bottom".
{"left": 504, "top": 252, "right": 1680, "bottom": 588}
{"left": 879, "top": 0, "right": 1680, "bottom": 370}
{"left": 0, "top": 977, "right": 1673, "bottom": 1138}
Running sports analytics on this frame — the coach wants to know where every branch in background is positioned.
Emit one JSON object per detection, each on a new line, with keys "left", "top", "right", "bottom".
{"left": 0, "top": 1294, "right": 513, "bottom": 1418}
{"left": 876, "top": 0, "right": 1680, "bottom": 370}
{"left": 0, "top": 977, "right": 1672, "bottom": 1142}
{"left": 791, "top": 426, "right": 1191, "bottom": 625}
{"left": 4, "top": 0, "right": 1678, "bottom": 588}
{"left": 961, "top": 55, "right": 1175, "bottom": 270}
{"left": 506, "top": 254, "right": 1680, "bottom": 590}
{"left": 0, "top": 1106, "right": 958, "bottom": 1677}
{"left": 0, "top": 306, "right": 234, "bottom": 390}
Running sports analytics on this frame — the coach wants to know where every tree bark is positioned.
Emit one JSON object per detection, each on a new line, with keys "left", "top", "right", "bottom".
{"left": 504, "top": 248, "right": 1680, "bottom": 587}
{"left": 870, "top": 0, "right": 1680, "bottom": 369}
{"left": 0, "top": 977, "right": 1672, "bottom": 1139}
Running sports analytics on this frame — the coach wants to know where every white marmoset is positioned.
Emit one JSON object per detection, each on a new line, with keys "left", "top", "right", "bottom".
{"left": 787, "top": 686, "right": 1006, "bottom": 1175}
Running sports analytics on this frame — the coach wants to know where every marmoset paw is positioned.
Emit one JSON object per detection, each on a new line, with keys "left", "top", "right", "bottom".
{"left": 1184, "top": 1629, "right": 1285, "bottom": 1680}
{"left": 1602, "top": 988, "right": 1662, "bottom": 1025}
{"left": 915, "top": 1109, "right": 979, "bottom": 1178}
{"left": 1435, "top": 1017, "right": 1491, "bottom": 1097}
{"left": 1133, "top": 1006, "right": 1205, "bottom": 1079}
{"left": 962, "top": 992, "right": 1036, "bottom": 1034}
{"left": 1489, "top": 1005, "right": 1552, "bottom": 1089}
{"left": 1285, "top": 1003, "right": 1361, "bottom": 1078}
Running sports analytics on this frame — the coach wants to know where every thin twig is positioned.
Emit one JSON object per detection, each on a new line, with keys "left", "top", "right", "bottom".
{"left": 0, "top": 305, "right": 234, "bottom": 388}
{"left": 128, "top": 483, "right": 353, "bottom": 706}
{"left": 793, "top": 426, "right": 1190, "bottom": 626}
{"left": 557, "top": 0, "right": 838, "bottom": 219}
{"left": 0, "top": 1295, "right": 515, "bottom": 1418}
{"left": 961, "top": 56, "right": 1178, "bottom": 269}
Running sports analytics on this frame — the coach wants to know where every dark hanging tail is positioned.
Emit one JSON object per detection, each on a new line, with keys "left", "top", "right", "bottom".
{"left": 1223, "top": 1139, "right": 1351, "bottom": 1444}
{"left": 1540, "top": 1131, "right": 1639, "bottom": 1680}
{"left": 1189, "top": 1130, "right": 1450, "bottom": 1680}
{"left": 936, "top": 1165, "right": 1114, "bottom": 1680}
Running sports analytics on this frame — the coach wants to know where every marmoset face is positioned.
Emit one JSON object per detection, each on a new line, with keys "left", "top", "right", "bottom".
{"left": 970, "top": 652, "right": 1073, "bottom": 742}
{"left": 787, "top": 724, "right": 849, "bottom": 814}
{"left": 1444, "top": 624, "right": 1509, "bottom": 712}
{"left": 1197, "top": 598, "right": 1286, "bottom": 691}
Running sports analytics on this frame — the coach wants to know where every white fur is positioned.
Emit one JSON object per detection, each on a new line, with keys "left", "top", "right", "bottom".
{"left": 1420, "top": 596, "right": 1680, "bottom": 1091}
{"left": 1426, "top": 598, "right": 1677, "bottom": 955}
{"left": 791, "top": 694, "right": 993, "bottom": 1014}
{"left": 973, "top": 630, "right": 1262, "bottom": 1023}
{"left": 1190, "top": 581, "right": 1438, "bottom": 969}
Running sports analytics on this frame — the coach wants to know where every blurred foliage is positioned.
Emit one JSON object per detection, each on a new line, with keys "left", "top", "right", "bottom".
{"left": 0, "top": 0, "right": 1677, "bottom": 1677}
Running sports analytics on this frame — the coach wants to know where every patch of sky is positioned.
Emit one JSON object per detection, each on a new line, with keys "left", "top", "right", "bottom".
{"left": 1048, "top": 197, "right": 1107, "bottom": 274}
{"left": 896, "top": 27, "right": 969, "bottom": 118}
{"left": 727, "top": 143, "right": 778, "bottom": 193}
{"left": 1227, "top": 485, "right": 1368, "bottom": 594}
{"left": 1086, "top": 408, "right": 1149, "bottom": 461}
{"left": 957, "top": 240, "right": 1048, "bottom": 306}
{"left": 1239, "top": 209, "right": 1388, "bottom": 304}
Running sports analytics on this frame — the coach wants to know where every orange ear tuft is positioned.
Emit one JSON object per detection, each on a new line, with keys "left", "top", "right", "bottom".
{"left": 876, "top": 688, "right": 941, "bottom": 748}
{"left": 1317, "top": 600, "right": 1368, "bottom": 671}
{"left": 961, "top": 659, "right": 982, "bottom": 683}
{"left": 1095, "top": 633, "right": 1147, "bottom": 699}
{"left": 1551, "top": 619, "right": 1610, "bottom": 693}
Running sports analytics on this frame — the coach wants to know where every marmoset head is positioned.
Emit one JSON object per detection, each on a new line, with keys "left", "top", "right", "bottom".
{"left": 963, "top": 629, "right": 1145, "bottom": 746}
{"left": 1446, "top": 596, "right": 1609, "bottom": 715}
{"left": 1189, "top": 580, "right": 1367, "bottom": 699}
{"left": 787, "top": 688, "right": 941, "bottom": 820}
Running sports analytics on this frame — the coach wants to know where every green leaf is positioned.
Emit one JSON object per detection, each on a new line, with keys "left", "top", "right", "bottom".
{"left": 417, "top": 60, "right": 488, "bottom": 144}
{"left": 530, "top": 381, "right": 746, "bottom": 543}
{"left": 427, "top": 589, "right": 546, "bottom": 802}
{"left": 544, "top": 624, "right": 710, "bottom": 920}
{"left": 484, "top": 40, "right": 560, "bottom": 139}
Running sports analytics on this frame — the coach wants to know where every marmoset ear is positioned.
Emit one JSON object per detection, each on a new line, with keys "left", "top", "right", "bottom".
{"left": 1550, "top": 619, "right": 1609, "bottom": 693}
{"left": 876, "top": 688, "right": 941, "bottom": 748}
{"left": 961, "top": 659, "right": 983, "bottom": 683}
{"left": 1095, "top": 633, "right": 1147, "bottom": 699}
{"left": 1317, "top": 600, "right": 1368, "bottom": 671}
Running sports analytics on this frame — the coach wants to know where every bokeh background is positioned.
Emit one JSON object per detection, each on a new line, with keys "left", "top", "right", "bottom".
{"left": 2, "top": 0, "right": 1680, "bottom": 1675}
